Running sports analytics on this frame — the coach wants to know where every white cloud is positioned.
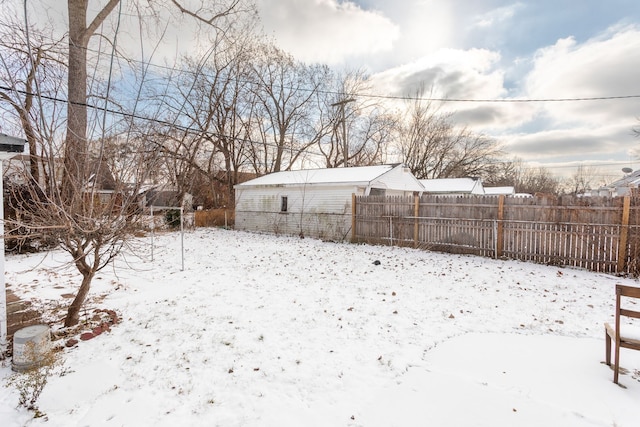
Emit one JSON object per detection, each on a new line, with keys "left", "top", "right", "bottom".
{"left": 524, "top": 25, "right": 640, "bottom": 125}
{"left": 256, "top": 0, "right": 400, "bottom": 64}
{"left": 504, "top": 125, "right": 633, "bottom": 159}
{"left": 368, "top": 47, "right": 529, "bottom": 130}
{"left": 370, "top": 48, "right": 505, "bottom": 99}
{"left": 363, "top": 23, "right": 640, "bottom": 180}
{"left": 484, "top": 24, "right": 640, "bottom": 176}
{"left": 472, "top": 2, "right": 524, "bottom": 29}
{"left": 498, "top": 117, "right": 639, "bottom": 180}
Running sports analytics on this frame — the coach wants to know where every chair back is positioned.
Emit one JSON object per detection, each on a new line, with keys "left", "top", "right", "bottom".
{"left": 615, "top": 285, "right": 640, "bottom": 337}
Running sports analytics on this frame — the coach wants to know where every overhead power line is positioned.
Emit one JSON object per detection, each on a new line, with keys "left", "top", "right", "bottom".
{"left": 357, "top": 93, "right": 640, "bottom": 103}
{"left": 2, "top": 83, "right": 635, "bottom": 174}
{"left": 0, "top": 84, "right": 331, "bottom": 160}
{"left": 2, "top": 41, "right": 640, "bottom": 105}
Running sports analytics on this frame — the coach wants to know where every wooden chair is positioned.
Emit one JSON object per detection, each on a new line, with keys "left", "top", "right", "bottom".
{"left": 605, "top": 284, "right": 640, "bottom": 384}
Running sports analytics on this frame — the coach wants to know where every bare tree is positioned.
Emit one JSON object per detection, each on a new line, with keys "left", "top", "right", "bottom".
{"left": 438, "top": 128, "right": 502, "bottom": 178}
{"left": 0, "top": 13, "right": 67, "bottom": 189}
{"left": 347, "top": 109, "right": 396, "bottom": 166}
{"left": 485, "top": 158, "right": 561, "bottom": 195}
{"left": 519, "top": 166, "right": 561, "bottom": 195}
{"left": 246, "top": 44, "right": 331, "bottom": 174}
{"left": 317, "top": 70, "right": 395, "bottom": 168}
{"left": 62, "top": 0, "right": 120, "bottom": 201}
{"left": 398, "top": 91, "right": 502, "bottom": 179}
{"left": 564, "top": 164, "right": 601, "bottom": 195}
{"left": 158, "top": 29, "right": 259, "bottom": 207}
{"left": 4, "top": 0, "right": 250, "bottom": 327}
{"left": 482, "top": 157, "right": 520, "bottom": 188}
{"left": 8, "top": 132, "right": 165, "bottom": 326}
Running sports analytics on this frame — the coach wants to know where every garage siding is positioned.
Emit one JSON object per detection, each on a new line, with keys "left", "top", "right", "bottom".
{"left": 235, "top": 185, "right": 364, "bottom": 241}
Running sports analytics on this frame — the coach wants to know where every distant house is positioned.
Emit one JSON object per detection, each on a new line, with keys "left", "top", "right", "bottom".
{"left": 419, "top": 177, "right": 485, "bottom": 195}
{"left": 589, "top": 170, "right": 640, "bottom": 197}
{"left": 140, "top": 185, "right": 183, "bottom": 208}
{"left": 234, "top": 164, "right": 423, "bottom": 240}
{"left": 484, "top": 186, "right": 516, "bottom": 196}
{"left": 83, "top": 159, "right": 118, "bottom": 205}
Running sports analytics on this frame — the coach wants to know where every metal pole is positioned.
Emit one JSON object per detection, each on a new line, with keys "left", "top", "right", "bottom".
{"left": 150, "top": 206, "right": 154, "bottom": 262}
{"left": 0, "top": 162, "right": 7, "bottom": 353}
{"left": 180, "top": 207, "right": 184, "bottom": 271}
{"left": 331, "top": 98, "right": 355, "bottom": 168}
{"left": 341, "top": 103, "right": 348, "bottom": 167}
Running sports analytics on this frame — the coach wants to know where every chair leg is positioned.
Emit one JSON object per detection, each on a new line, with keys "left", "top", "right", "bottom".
{"left": 605, "top": 329, "right": 611, "bottom": 366}
{"left": 613, "top": 343, "right": 620, "bottom": 384}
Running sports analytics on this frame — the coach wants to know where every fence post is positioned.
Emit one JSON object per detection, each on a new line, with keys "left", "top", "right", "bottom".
{"left": 493, "top": 220, "right": 498, "bottom": 259}
{"left": 617, "top": 195, "right": 631, "bottom": 273}
{"left": 496, "top": 195, "right": 505, "bottom": 258}
{"left": 351, "top": 193, "right": 357, "bottom": 243}
{"left": 413, "top": 195, "right": 420, "bottom": 248}
{"left": 150, "top": 205, "right": 154, "bottom": 262}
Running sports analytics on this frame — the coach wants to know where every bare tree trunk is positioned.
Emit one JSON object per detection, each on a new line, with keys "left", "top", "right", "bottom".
{"left": 63, "top": 0, "right": 120, "bottom": 201}
{"left": 63, "top": 0, "right": 88, "bottom": 200}
{"left": 64, "top": 269, "right": 94, "bottom": 327}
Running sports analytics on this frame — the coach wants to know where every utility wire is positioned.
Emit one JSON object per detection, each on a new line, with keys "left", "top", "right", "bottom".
{"left": 356, "top": 93, "right": 640, "bottom": 103}
{"left": 1, "top": 84, "right": 638, "bottom": 172}
{"left": 2, "top": 40, "right": 640, "bottom": 105}
{"left": 0, "top": 84, "right": 330, "bottom": 160}
{"left": 72, "top": 43, "right": 640, "bottom": 104}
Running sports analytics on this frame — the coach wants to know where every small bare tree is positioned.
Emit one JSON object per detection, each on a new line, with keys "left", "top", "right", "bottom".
{"left": 158, "top": 28, "right": 258, "bottom": 207}
{"left": 3, "top": 0, "right": 251, "bottom": 327}
{"left": 565, "top": 164, "right": 601, "bottom": 195}
{"left": 0, "top": 12, "right": 67, "bottom": 190}
{"left": 485, "top": 158, "right": 561, "bottom": 195}
{"left": 246, "top": 44, "right": 332, "bottom": 174}
{"left": 398, "top": 90, "right": 502, "bottom": 179}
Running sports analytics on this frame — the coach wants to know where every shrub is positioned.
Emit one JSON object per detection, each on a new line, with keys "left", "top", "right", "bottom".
{"left": 6, "top": 343, "right": 62, "bottom": 417}
{"left": 164, "top": 209, "right": 181, "bottom": 228}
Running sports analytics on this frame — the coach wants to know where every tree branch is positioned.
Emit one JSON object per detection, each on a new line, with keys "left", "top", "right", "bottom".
{"left": 170, "top": 0, "right": 242, "bottom": 26}
{"left": 85, "top": 0, "right": 121, "bottom": 43}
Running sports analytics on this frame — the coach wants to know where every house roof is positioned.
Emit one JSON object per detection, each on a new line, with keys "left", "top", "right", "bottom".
{"left": 484, "top": 186, "right": 515, "bottom": 195}
{"left": 86, "top": 159, "right": 116, "bottom": 191}
{"left": 603, "top": 170, "right": 640, "bottom": 189}
{"left": 419, "top": 178, "right": 484, "bottom": 194}
{"left": 235, "top": 164, "right": 403, "bottom": 187}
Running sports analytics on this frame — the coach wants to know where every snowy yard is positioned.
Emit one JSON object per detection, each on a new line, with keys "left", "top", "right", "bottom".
{"left": 2, "top": 227, "right": 640, "bottom": 426}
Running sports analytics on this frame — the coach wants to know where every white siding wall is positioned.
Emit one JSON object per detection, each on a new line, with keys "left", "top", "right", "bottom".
{"left": 235, "top": 185, "right": 364, "bottom": 240}
{"left": 373, "top": 166, "right": 422, "bottom": 195}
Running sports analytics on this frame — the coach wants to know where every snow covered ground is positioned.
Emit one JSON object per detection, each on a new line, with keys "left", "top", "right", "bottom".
{"left": 2, "top": 227, "right": 640, "bottom": 426}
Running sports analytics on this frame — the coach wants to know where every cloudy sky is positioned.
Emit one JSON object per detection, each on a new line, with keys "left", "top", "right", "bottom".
{"left": 256, "top": 0, "right": 640, "bottom": 182}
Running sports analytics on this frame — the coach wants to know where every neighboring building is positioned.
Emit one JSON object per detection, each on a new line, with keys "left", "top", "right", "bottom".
{"left": 83, "top": 158, "right": 118, "bottom": 205}
{"left": 588, "top": 170, "right": 640, "bottom": 197}
{"left": 140, "top": 185, "right": 185, "bottom": 208}
{"left": 234, "top": 164, "right": 423, "bottom": 241}
{"left": 484, "top": 186, "right": 516, "bottom": 195}
{"left": 419, "top": 177, "right": 485, "bottom": 195}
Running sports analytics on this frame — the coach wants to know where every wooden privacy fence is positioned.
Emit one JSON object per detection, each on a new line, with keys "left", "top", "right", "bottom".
{"left": 194, "top": 209, "right": 234, "bottom": 228}
{"left": 352, "top": 194, "right": 640, "bottom": 276}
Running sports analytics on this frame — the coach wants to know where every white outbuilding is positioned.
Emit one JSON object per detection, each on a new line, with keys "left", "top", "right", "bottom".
{"left": 234, "top": 164, "right": 423, "bottom": 241}
{"left": 419, "top": 177, "right": 485, "bottom": 195}
{"left": 484, "top": 186, "right": 516, "bottom": 195}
